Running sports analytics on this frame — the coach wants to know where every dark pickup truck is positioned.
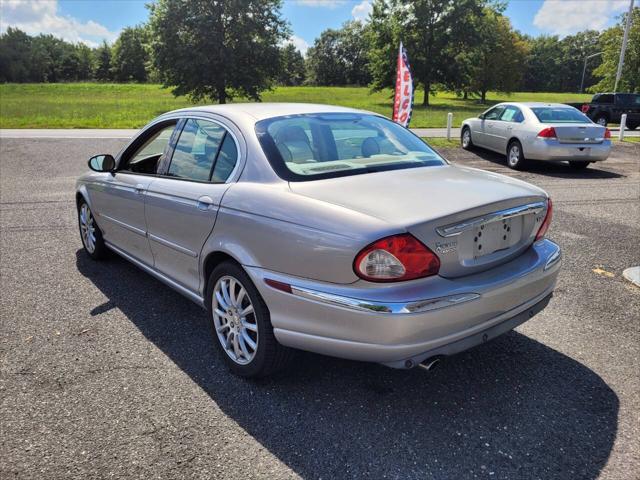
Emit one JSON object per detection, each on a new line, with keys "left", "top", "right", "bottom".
{"left": 567, "top": 93, "right": 640, "bottom": 129}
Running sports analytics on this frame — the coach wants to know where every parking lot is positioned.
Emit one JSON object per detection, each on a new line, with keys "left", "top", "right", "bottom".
{"left": 1, "top": 136, "right": 638, "bottom": 479}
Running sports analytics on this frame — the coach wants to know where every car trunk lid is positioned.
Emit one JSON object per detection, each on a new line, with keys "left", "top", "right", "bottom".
{"left": 289, "top": 165, "right": 549, "bottom": 278}
{"left": 551, "top": 123, "right": 606, "bottom": 144}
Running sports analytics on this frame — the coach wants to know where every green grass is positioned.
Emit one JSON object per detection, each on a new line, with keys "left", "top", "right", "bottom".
{"left": 0, "top": 83, "right": 593, "bottom": 129}
{"left": 421, "top": 137, "right": 460, "bottom": 148}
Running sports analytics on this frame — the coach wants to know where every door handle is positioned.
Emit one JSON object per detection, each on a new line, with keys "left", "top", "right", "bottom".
{"left": 197, "top": 196, "right": 214, "bottom": 211}
{"left": 135, "top": 183, "right": 145, "bottom": 194}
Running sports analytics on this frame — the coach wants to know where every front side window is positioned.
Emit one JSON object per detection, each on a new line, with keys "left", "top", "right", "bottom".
{"left": 594, "top": 94, "right": 614, "bottom": 104}
{"left": 167, "top": 119, "right": 238, "bottom": 182}
{"left": 120, "top": 122, "right": 177, "bottom": 174}
{"left": 531, "top": 107, "right": 591, "bottom": 124}
{"left": 255, "top": 113, "right": 446, "bottom": 181}
{"left": 484, "top": 106, "right": 505, "bottom": 120}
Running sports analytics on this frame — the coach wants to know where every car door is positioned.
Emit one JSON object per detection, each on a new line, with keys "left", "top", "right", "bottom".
{"left": 475, "top": 106, "right": 505, "bottom": 149}
{"left": 144, "top": 117, "right": 240, "bottom": 292}
{"left": 493, "top": 105, "right": 521, "bottom": 153}
{"left": 89, "top": 121, "right": 179, "bottom": 265}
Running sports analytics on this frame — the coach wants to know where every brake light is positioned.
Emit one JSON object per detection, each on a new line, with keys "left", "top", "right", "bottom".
{"left": 581, "top": 104, "right": 589, "bottom": 113}
{"left": 604, "top": 128, "right": 611, "bottom": 139}
{"left": 537, "top": 127, "right": 557, "bottom": 139}
{"left": 535, "top": 198, "right": 553, "bottom": 241}
{"left": 354, "top": 234, "right": 440, "bottom": 282}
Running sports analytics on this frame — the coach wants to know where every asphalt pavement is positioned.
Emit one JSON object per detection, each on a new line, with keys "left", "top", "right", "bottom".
{"left": 1, "top": 136, "right": 638, "bottom": 479}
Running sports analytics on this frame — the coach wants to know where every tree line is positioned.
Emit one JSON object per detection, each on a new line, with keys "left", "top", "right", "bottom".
{"left": 1, "top": 0, "right": 638, "bottom": 103}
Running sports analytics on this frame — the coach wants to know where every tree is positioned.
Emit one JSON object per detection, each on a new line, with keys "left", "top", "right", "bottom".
{"left": 369, "top": 0, "right": 484, "bottom": 105}
{"left": 306, "top": 21, "right": 371, "bottom": 86}
{"left": 591, "top": 7, "right": 640, "bottom": 93}
{"left": 0, "top": 28, "right": 32, "bottom": 82}
{"left": 111, "top": 26, "right": 149, "bottom": 82}
{"left": 148, "top": 0, "right": 289, "bottom": 103}
{"left": 459, "top": 9, "right": 528, "bottom": 102}
{"left": 94, "top": 41, "right": 113, "bottom": 81}
{"left": 278, "top": 43, "right": 306, "bottom": 86}
{"left": 75, "top": 44, "right": 95, "bottom": 80}
{"left": 559, "top": 30, "right": 601, "bottom": 92}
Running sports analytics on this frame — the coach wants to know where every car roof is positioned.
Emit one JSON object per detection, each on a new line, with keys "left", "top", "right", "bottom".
{"left": 166, "top": 102, "right": 379, "bottom": 123}
{"left": 496, "top": 102, "right": 575, "bottom": 109}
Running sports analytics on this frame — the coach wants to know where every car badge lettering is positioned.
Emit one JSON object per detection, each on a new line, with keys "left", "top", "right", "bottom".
{"left": 436, "top": 240, "right": 458, "bottom": 255}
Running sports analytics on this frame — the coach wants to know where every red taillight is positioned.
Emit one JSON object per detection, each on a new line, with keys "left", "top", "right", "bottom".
{"left": 354, "top": 233, "right": 440, "bottom": 282}
{"left": 604, "top": 128, "right": 611, "bottom": 139}
{"left": 535, "top": 198, "right": 553, "bottom": 241}
{"left": 581, "top": 104, "right": 589, "bottom": 113}
{"left": 537, "top": 127, "right": 557, "bottom": 139}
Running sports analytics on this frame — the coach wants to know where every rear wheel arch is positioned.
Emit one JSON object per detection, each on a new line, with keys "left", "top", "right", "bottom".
{"left": 202, "top": 250, "right": 241, "bottom": 295}
{"left": 506, "top": 137, "right": 523, "bottom": 156}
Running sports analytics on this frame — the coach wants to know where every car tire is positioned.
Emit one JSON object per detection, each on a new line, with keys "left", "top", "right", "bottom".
{"left": 461, "top": 126, "right": 474, "bottom": 150}
{"left": 569, "top": 161, "right": 591, "bottom": 170}
{"left": 78, "top": 199, "right": 109, "bottom": 260}
{"left": 507, "top": 140, "right": 527, "bottom": 170}
{"left": 206, "top": 261, "right": 294, "bottom": 378}
{"left": 594, "top": 115, "right": 608, "bottom": 127}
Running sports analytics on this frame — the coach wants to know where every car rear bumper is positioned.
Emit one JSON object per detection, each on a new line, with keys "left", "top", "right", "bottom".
{"left": 525, "top": 138, "right": 611, "bottom": 161}
{"left": 245, "top": 239, "right": 561, "bottom": 368}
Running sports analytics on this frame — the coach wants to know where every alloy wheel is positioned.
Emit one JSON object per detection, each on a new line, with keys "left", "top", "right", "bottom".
{"left": 79, "top": 203, "right": 96, "bottom": 253}
{"left": 462, "top": 129, "right": 471, "bottom": 148}
{"left": 508, "top": 144, "right": 520, "bottom": 167}
{"left": 212, "top": 275, "right": 258, "bottom": 365}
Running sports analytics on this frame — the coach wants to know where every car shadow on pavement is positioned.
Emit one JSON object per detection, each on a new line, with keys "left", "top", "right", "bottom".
{"left": 468, "top": 148, "right": 625, "bottom": 179}
{"left": 77, "top": 250, "right": 619, "bottom": 480}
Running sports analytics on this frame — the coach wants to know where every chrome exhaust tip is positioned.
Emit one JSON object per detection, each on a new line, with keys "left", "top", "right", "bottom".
{"left": 418, "top": 356, "right": 442, "bottom": 372}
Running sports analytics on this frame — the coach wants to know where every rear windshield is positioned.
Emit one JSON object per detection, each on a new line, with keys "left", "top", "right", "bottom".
{"left": 531, "top": 107, "right": 591, "bottom": 124}
{"left": 255, "top": 113, "right": 446, "bottom": 181}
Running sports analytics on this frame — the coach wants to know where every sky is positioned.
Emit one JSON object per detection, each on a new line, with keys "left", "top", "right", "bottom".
{"left": 0, "top": 0, "right": 633, "bottom": 51}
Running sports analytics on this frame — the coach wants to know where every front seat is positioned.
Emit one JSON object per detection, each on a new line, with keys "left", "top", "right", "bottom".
{"left": 275, "top": 126, "right": 315, "bottom": 163}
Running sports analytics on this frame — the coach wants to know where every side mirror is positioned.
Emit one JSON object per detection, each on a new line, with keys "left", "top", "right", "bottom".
{"left": 88, "top": 154, "right": 116, "bottom": 173}
{"left": 478, "top": 113, "right": 485, "bottom": 120}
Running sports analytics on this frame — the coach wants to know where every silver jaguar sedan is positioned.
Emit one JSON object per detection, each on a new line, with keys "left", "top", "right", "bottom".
{"left": 461, "top": 102, "right": 611, "bottom": 170}
{"left": 76, "top": 103, "right": 561, "bottom": 377}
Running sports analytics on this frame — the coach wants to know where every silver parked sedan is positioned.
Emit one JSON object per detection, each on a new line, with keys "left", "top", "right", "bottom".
{"left": 461, "top": 102, "right": 611, "bottom": 170}
{"left": 77, "top": 103, "right": 561, "bottom": 377}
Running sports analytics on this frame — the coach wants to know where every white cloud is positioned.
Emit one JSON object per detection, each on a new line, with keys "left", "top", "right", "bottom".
{"left": 0, "top": 0, "right": 119, "bottom": 47}
{"left": 533, "top": 0, "right": 629, "bottom": 36}
{"left": 295, "top": 0, "right": 346, "bottom": 8}
{"left": 351, "top": 0, "right": 372, "bottom": 21}
{"left": 285, "top": 35, "right": 310, "bottom": 56}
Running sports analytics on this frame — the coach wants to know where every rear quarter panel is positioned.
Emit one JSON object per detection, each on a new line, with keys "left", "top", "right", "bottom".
{"left": 200, "top": 182, "right": 398, "bottom": 286}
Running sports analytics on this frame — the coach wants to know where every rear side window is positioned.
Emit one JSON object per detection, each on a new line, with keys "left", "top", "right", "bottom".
{"left": 167, "top": 119, "right": 238, "bottom": 182}
{"left": 531, "top": 107, "right": 591, "bottom": 123}
{"left": 500, "top": 106, "right": 523, "bottom": 122}
{"left": 616, "top": 94, "right": 640, "bottom": 105}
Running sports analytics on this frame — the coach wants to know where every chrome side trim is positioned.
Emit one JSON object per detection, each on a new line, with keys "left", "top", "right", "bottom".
{"left": 436, "top": 201, "right": 546, "bottom": 238}
{"left": 148, "top": 233, "right": 198, "bottom": 258}
{"left": 543, "top": 247, "right": 561, "bottom": 271}
{"left": 287, "top": 285, "right": 480, "bottom": 315}
{"left": 105, "top": 241, "right": 205, "bottom": 307}
{"left": 99, "top": 213, "right": 147, "bottom": 237}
